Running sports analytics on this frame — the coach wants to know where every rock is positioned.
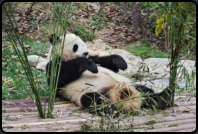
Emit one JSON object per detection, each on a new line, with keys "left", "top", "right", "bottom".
{"left": 143, "top": 58, "right": 196, "bottom": 80}
{"left": 36, "top": 40, "right": 41, "bottom": 44}
{"left": 110, "top": 23, "right": 116, "bottom": 28}
{"left": 88, "top": 2, "right": 100, "bottom": 13}
{"left": 27, "top": 55, "right": 48, "bottom": 71}
{"left": 86, "top": 39, "right": 112, "bottom": 56}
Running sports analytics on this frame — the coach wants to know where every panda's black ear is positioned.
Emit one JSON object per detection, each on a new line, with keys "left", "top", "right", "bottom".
{"left": 50, "top": 34, "right": 60, "bottom": 45}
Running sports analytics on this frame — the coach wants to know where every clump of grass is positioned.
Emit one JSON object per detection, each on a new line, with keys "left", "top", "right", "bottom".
{"left": 144, "top": 119, "right": 156, "bottom": 125}
{"left": 2, "top": 37, "right": 48, "bottom": 100}
{"left": 129, "top": 45, "right": 170, "bottom": 58}
{"left": 70, "top": 20, "right": 96, "bottom": 42}
{"left": 168, "top": 124, "right": 179, "bottom": 127}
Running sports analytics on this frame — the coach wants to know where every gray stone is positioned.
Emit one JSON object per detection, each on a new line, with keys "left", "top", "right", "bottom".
{"left": 88, "top": 2, "right": 101, "bottom": 13}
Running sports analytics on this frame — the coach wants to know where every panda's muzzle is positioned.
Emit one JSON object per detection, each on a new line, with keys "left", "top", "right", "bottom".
{"left": 83, "top": 52, "right": 89, "bottom": 57}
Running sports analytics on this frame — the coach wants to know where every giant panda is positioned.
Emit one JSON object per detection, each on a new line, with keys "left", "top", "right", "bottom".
{"left": 46, "top": 33, "right": 171, "bottom": 114}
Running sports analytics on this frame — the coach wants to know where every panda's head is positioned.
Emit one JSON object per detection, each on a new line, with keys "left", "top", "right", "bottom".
{"left": 49, "top": 33, "right": 89, "bottom": 61}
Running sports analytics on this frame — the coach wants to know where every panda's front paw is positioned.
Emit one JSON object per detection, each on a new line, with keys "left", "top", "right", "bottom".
{"left": 87, "top": 63, "right": 98, "bottom": 73}
{"left": 85, "top": 60, "right": 98, "bottom": 73}
{"left": 111, "top": 55, "right": 127, "bottom": 70}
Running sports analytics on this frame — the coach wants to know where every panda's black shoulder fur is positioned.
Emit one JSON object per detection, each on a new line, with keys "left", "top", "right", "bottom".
{"left": 46, "top": 56, "right": 98, "bottom": 90}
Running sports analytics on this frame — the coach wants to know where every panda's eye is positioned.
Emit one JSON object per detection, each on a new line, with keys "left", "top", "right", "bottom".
{"left": 73, "top": 44, "right": 78, "bottom": 52}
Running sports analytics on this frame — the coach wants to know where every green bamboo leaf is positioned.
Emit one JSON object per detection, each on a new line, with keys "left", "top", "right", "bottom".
{"left": 171, "top": 15, "right": 180, "bottom": 23}
{"left": 186, "top": 35, "right": 194, "bottom": 39}
{"left": 160, "top": 96, "right": 167, "bottom": 103}
{"left": 173, "top": 27, "right": 177, "bottom": 39}
{"left": 85, "top": 83, "right": 94, "bottom": 86}
{"left": 165, "top": 13, "right": 170, "bottom": 22}
{"left": 150, "top": 97, "right": 157, "bottom": 105}
{"left": 180, "top": 13, "right": 184, "bottom": 22}
{"left": 164, "top": 2, "right": 168, "bottom": 13}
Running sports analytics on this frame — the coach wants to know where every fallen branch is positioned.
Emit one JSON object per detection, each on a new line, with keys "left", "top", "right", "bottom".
{"left": 26, "top": 2, "right": 35, "bottom": 15}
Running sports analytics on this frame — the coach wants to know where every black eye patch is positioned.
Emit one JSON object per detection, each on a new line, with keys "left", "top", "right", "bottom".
{"left": 73, "top": 44, "right": 78, "bottom": 52}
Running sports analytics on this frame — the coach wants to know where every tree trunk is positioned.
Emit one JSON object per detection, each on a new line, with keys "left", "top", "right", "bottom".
{"left": 131, "top": 2, "right": 141, "bottom": 32}
{"left": 120, "top": 2, "right": 129, "bottom": 18}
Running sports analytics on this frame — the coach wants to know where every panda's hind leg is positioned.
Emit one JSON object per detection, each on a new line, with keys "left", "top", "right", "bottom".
{"left": 141, "top": 87, "right": 172, "bottom": 110}
{"left": 135, "top": 85, "right": 172, "bottom": 110}
{"left": 134, "top": 84, "right": 154, "bottom": 95}
{"left": 81, "top": 92, "right": 102, "bottom": 109}
{"left": 80, "top": 92, "right": 117, "bottom": 114}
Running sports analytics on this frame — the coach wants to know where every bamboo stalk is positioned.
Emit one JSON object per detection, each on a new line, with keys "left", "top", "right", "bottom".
{"left": 2, "top": 2, "right": 45, "bottom": 118}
